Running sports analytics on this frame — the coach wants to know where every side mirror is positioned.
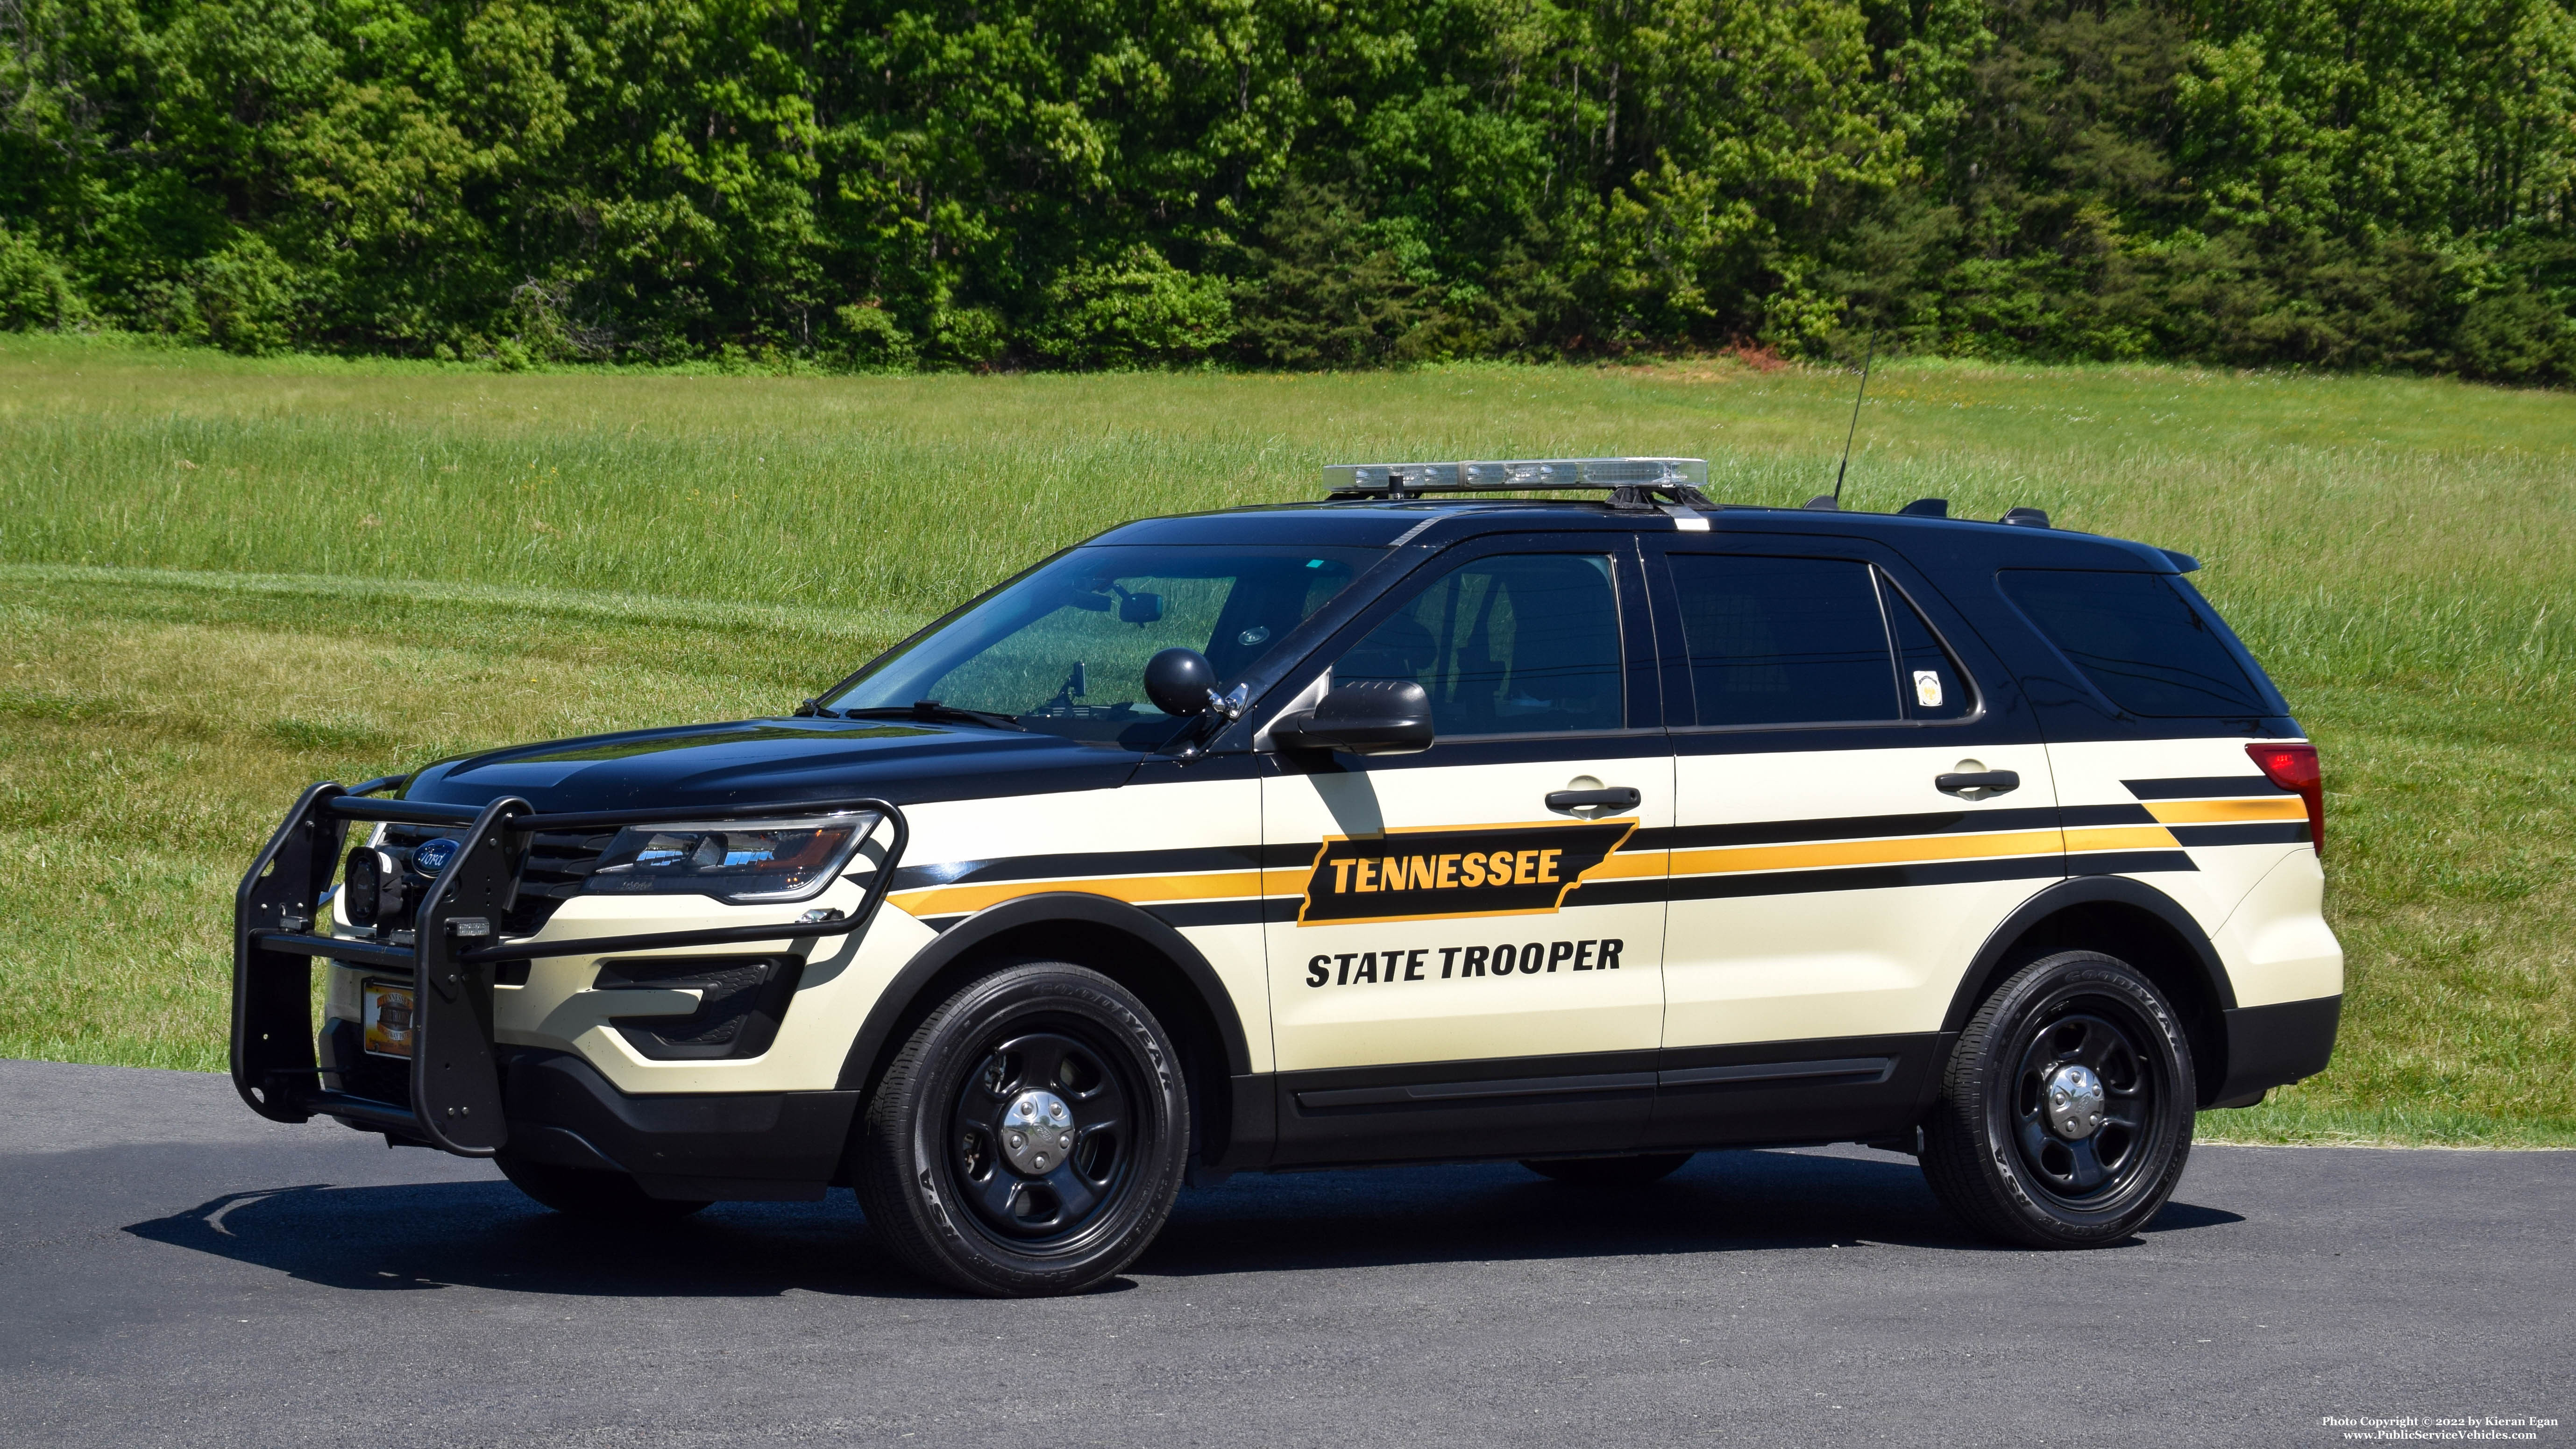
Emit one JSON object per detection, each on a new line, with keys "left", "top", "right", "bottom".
{"left": 1144, "top": 647, "right": 1218, "bottom": 716}
{"left": 1270, "top": 678, "right": 1434, "bottom": 755}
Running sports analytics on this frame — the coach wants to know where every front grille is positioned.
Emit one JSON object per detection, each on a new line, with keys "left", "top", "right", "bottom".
{"left": 364, "top": 823, "right": 611, "bottom": 937}
{"left": 508, "top": 830, "right": 616, "bottom": 934}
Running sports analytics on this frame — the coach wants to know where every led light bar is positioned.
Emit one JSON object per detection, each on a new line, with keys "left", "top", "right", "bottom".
{"left": 1323, "top": 457, "right": 1710, "bottom": 495}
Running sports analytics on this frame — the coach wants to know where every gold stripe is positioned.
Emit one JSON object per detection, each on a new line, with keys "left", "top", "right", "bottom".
{"left": 1667, "top": 828, "right": 2063, "bottom": 878}
{"left": 890, "top": 869, "right": 1270, "bottom": 918}
{"left": 2063, "top": 824, "right": 2183, "bottom": 853}
{"left": 2145, "top": 797, "right": 2306, "bottom": 824}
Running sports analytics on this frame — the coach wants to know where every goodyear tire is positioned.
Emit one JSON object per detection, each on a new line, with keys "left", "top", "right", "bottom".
{"left": 1920, "top": 950, "right": 2194, "bottom": 1248}
{"left": 854, "top": 962, "right": 1189, "bottom": 1297}
{"left": 496, "top": 1154, "right": 709, "bottom": 1222}
{"left": 1521, "top": 1153, "right": 1693, "bottom": 1185}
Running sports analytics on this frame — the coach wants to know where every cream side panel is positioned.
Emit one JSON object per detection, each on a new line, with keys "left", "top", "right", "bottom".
{"left": 1662, "top": 739, "right": 2060, "bottom": 1048}
{"left": 1263, "top": 748, "right": 1672, "bottom": 1073}
{"left": 2211, "top": 848, "right": 2343, "bottom": 1008}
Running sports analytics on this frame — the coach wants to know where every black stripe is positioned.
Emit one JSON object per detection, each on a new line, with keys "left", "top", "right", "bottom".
{"left": 2059, "top": 803, "right": 2159, "bottom": 826}
{"left": 1296, "top": 1071, "right": 1656, "bottom": 1110}
{"left": 1658, "top": 1058, "right": 1893, "bottom": 1088}
{"left": 2122, "top": 774, "right": 2289, "bottom": 800}
{"left": 2069, "top": 850, "right": 2198, "bottom": 874}
{"left": 1627, "top": 805, "right": 2061, "bottom": 852}
{"left": 888, "top": 842, "right": 1304, "bottom": 892}
{"left": 2168, "top": 822, "right": 2311, "bottom": 846}
{"left": 1651, "top": 855, "right": 2066, "bottom": 902}
{"left": 1142, "top": 899, "right": 1278, "bottom": 929}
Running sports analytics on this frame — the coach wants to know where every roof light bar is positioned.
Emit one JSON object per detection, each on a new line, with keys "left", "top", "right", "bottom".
{"left": 1323, "top": 457, "right": 1710, "bottom": 498}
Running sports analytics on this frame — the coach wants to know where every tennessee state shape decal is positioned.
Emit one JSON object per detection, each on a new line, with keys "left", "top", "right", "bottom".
{"left": 1297, "top": 819, "right": 1639, "bottom": 925}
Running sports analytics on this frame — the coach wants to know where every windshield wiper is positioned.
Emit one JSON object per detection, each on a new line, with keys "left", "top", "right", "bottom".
{"left": 836, "top": 701, "right": 1025, "bottom": 732}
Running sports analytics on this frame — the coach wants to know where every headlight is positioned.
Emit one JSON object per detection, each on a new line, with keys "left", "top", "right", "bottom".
{"left": 582, "top": 814, "right": 877, "bottom": 904}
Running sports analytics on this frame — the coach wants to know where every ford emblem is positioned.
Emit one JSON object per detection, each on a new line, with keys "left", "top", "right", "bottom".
{"left": 411, "top": 837, "right": 462, "bottom": 877}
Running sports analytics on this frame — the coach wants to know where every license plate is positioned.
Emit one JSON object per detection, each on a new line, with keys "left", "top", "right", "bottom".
{"left": 362, "top": 980, "right": 416, "bottom": 1058}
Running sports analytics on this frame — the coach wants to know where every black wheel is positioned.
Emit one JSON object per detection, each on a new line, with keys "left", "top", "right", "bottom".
{"left": 854, "top": 962, "right": 1188, "bottom": 1297}
{"left": 1520, "top": 1153, "right": 1694, "bottom": 1185}
{"left": 496, "top": 1154, "right": 710, "bottom": 1222}
{"left": 1921, "top": 950, "right": 2195, "bottom": 1248}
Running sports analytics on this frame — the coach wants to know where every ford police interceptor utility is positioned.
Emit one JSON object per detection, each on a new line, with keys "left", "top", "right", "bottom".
{"left": 230, "top": 458, "right": 2341, "bottom": 1296}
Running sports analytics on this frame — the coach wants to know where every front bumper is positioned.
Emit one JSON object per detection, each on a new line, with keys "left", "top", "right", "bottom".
{"left": 2210, "top": 994, "right": 2342, "bottom": 1108}
{"left": 234, "top": 781, "right": 906, "bottom": 1159}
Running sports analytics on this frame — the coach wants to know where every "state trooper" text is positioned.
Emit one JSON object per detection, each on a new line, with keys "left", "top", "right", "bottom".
{"left": 1304, "top": 938, "right": 1626, "bottom": 987}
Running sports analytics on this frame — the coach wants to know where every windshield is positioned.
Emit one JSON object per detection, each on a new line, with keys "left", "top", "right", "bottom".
{"left": 822, "top": 545, "right": 1384, "bottom": 747}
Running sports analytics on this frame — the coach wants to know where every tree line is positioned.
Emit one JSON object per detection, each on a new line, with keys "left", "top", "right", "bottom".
{"left": 3, "top": 0, "right": 2571, "bottom": 378}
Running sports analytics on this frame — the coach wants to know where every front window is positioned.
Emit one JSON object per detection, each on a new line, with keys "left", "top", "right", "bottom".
{"left": 823, "top": 546, "right": 1383, "bottom": 747}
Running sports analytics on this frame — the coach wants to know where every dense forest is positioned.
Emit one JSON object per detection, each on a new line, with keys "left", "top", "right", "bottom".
{"left": 2, "top": 0, "right": 2571, "bottom": 377}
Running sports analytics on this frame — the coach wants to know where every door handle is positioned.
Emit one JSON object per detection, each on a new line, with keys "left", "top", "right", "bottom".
{"left": 1546, "top": 787, "right": 1641, "bottom": 812}
{"left": 1936, "top": 770, "right": 2020, "bottom": 796}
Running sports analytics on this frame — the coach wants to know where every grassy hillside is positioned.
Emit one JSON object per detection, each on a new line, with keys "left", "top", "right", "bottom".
{"left": 3, "top": 334, "right": 2570, "bottom": 1145}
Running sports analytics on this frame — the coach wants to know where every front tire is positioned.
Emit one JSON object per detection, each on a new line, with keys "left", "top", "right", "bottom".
{"left": 1920, "top": 950, "right": 2195, "bottom": 1248}
{"left": 854, "top": 962, "right": 1189, "bottom": 1297}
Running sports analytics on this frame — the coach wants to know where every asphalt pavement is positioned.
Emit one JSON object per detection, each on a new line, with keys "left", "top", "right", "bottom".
{"left": 1, "top": 1057, "right": 2568, "bottom": 1448}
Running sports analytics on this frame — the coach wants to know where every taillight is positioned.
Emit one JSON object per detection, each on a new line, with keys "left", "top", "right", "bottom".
{"left": 2246, "top": 741, "right": 2323, "bottom": 856}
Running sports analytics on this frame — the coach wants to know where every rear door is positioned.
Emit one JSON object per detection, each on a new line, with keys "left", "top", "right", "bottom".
{"left": 1259, "top": 534, "right": 1674, "bottom": 1164}
{"left": 1643, "top": 538, "right": 2062, "bottom": 1148}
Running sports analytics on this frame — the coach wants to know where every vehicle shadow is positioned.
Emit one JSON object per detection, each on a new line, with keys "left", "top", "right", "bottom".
{"left": 121, "top": 1147, "right": 2244, "bottom": 1298}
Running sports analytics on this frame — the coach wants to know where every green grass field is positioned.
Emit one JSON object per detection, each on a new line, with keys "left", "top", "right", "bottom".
{"left": 4, "top": 333, "right": 2570, "bottom": 1145}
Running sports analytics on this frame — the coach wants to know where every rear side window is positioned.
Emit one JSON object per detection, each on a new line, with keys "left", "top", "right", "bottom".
{"left": 2001, "top": 570, "right": 2267, "bottom": 717}
{"left": 1669, "top": 555, "right": 1895, "bottom": 726}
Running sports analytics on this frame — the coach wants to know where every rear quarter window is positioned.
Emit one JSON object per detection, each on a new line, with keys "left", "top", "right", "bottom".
{"left": 1999, "top": 569, "right": 2271, "bottom": 717}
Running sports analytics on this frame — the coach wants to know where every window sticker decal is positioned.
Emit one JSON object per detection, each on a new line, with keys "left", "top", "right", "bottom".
{"left": 1298, "top": 819, "right": 1638, "bottom": 926}
{"left": 1914, "top": 670, "right": 1944, "bottom": 708}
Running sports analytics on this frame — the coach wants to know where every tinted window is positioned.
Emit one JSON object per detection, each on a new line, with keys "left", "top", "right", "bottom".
{"left": 1339, "top": 554, "right": 1623, "bottom": 735}
{"left": 1886, "top": 582, "right": 1976, "bottom": 721}
{"left": 1669, "top": 554, "right": 1898, "bottom": 726}
{"left": 2001, "top": 570, "right": 2267, "bottom": 717}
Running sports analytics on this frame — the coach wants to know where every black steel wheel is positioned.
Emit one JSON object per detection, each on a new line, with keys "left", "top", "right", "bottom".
{"left": 1921, "top": 950, "right": 2195, "bottom": 1248}
{"left": 854, "top": 962, "right": 1188, "bottom": 1296}
{"left": 496, "top": 1154, "right": 709, "bottom": 1222}
{"left": 1521, "top": 1153, "right": 1694, "bottom": 1186}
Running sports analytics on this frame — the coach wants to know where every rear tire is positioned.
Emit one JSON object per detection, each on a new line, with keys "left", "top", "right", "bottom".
{"left": 1521, "top": 1153, "right": 1694, "bottom": 1186}
{"left": 1920, "top": 950, "right": 2194, "bottom": 1248}
{"left": 854, "top": 962, "right": 1189, "bottom": 1297}
{"left": 496, "top": 1154, "right": 710, "bottom": 1222}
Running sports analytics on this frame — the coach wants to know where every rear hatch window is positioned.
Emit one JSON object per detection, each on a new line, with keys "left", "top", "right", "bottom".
{"left": 2000, "top": 569, "right": 2276, "bottom": 717}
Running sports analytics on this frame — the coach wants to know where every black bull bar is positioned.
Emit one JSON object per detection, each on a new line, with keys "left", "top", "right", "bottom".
{"left": 231, "top": 783, "right": 909, "bottom": 1157}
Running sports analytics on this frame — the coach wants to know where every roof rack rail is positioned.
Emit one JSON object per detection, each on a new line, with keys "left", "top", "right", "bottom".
{"left": 1323, "top": 457, "right": 1711, "bottom": 507}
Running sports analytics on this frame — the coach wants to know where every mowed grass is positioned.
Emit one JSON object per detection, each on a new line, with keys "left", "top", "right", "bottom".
{"left": 3, "top": 333, "right": 2571, "bottom": 1145}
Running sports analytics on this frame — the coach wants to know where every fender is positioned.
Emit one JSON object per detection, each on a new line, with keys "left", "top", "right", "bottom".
{"left": 1942, "top": 874, "right": 2237, "bottom": 1037}
{"left": 833, "top": 892, "right": 1256, "bottom": 1094}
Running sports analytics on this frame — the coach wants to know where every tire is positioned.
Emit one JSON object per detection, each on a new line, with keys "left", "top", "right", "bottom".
{"left": 1920, "top": 950, "right": 2196, "bottom": 1249}
{"left": 496, "top": 1154, "right": 710, "bottom": 1222}
{"left": 1520, "top": 1153, "right": 1694, "bottom": 1186}
{"left": 854, "top": 962, "right": 1189, "bottom": 1297}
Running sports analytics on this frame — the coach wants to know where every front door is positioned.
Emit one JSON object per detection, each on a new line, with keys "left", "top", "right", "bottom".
{"left": 1643, "top": 538, "right": 2063, "bottom": 1148}
{"left": 1260, "top": 538, "right": 1673, "bottom": 1164}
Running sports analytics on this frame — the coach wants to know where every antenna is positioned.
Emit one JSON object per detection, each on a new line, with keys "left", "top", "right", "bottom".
{"left": 1830, "top": 324, "right": 1877, "bottom": 507}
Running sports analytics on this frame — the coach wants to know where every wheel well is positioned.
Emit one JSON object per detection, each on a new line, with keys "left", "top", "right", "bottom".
{"left": 1956, "top": 900, "right": 2231, "bottom": 1106}
{"left": 849, "top": 919, "right": 1238, "bottom": 1164}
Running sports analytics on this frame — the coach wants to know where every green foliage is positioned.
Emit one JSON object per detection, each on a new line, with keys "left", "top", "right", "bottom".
{"left": 0, "top": 0, "right": 2570, "bottom": 377}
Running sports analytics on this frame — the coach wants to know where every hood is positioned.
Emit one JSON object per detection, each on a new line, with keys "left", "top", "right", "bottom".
{"left": 400, "top": 717, "right": 1142, "bottom": 815}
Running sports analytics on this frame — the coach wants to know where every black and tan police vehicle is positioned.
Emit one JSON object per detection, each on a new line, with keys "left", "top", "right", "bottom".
{"left": 231, "top": 457, "right": 2341, "bottom": 1296}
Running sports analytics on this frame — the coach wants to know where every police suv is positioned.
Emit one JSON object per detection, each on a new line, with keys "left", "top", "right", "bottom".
{"left": 231, "top": 458, "right": 2340, "bottom": 1296}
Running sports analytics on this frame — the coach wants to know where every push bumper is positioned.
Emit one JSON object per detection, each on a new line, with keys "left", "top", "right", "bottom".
{"left": 233, "top": 780, "right": 906, "bottom": 1163}
{"left": 2210, "top": 994, "right": 2342, "bottom": 1108}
